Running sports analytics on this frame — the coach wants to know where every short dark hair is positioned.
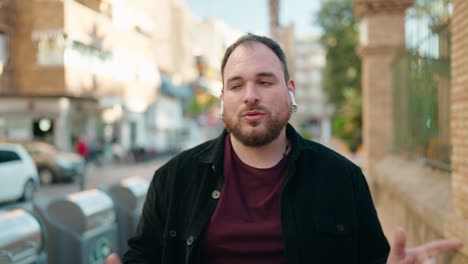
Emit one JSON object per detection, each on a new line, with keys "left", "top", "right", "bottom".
{"left": 221, "top": 33, "right": 290, "bottom": 84}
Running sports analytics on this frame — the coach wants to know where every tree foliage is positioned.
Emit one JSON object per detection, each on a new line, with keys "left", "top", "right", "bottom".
{"left": 408, "top": 0, "right": 451, "bottom": 22}
{"left": 316, "top": 0, "right": 362, "bottom": 151}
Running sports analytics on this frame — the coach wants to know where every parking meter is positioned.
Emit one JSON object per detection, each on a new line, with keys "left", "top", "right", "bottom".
{"left": 100, "top": 177, "right": 149, "bottom": 255}
{"left": 0, "top": 208, "right": 47, "bottom": 264}
{"left": 33, "top": 189, "right": 118, "bottom": 264}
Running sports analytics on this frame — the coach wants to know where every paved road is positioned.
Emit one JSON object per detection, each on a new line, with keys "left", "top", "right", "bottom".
{"left": 4, "top": 141, "right": 360, "bottom": 207}
{"left": 35, "top": 156, "right": 171, "bottom": 199}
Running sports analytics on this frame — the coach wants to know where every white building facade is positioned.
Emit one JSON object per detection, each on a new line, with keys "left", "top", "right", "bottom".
{"left": 293, "top": 36, "right": 333, "bottom": 142}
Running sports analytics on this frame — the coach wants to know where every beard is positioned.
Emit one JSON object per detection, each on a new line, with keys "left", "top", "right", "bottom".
{"left": 223, "top": 104, "right": 291, "bottom": 147}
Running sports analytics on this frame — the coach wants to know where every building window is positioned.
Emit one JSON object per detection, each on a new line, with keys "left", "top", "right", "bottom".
{"left": 36, "top": 35, "right": 65, "bottom": 66}
{"left": 70, "top": 40, "right": 112, "bottom": 61}
{"left": 0, "top": 32, "right": 8, "bottom": 72}
{"left": 65, "top": 40, "right": 112, "bottom": 72}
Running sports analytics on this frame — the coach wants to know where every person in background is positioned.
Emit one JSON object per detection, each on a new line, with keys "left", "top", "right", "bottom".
{"left": 107, "top": 34, "right": 463, "bottom": 264}
{"left": 75, "top": 136, "right": 89, "bottom": 162}
{"left": 111, "top": 137, "right": 126, "bottom": 162}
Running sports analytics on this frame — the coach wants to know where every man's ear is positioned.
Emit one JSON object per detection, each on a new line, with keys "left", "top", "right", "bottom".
{"left": 287, "top": 79, "right": 296, "bottom": 94}
{"left": 219, "top": 89, "right": 224, "bottom": 118}
{"left": 287, "top": 80, "right": 298, "bottom": 112}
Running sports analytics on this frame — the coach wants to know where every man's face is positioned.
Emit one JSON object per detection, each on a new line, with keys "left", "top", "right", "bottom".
{"left": 221, "top": 42, "right": 295, "bottom": 147}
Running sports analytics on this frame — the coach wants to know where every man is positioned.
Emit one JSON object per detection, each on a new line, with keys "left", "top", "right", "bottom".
{"left": 107, "top": 34, "right": 463, "bottom": 264}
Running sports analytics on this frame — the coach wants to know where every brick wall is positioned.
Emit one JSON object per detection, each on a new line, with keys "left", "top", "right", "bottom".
{"left": 0, "top": 1, "right": 16, "bottom": 94}
{"left": 0, "top": 2, "right": 15, "bottom": 93}
{"left": 374, "top": 157, "right": 468, "bottom": 263}
{"left": 13, "top": 0, "right": 67, "bottom": 95}
{"left": 354, "top": 3, "right": 408, "bottom": 177}
{"left": 34, "top": 0, "right": 64, "bottom": 30}
{"left": 451, "top": 0, "right": 468, "bottom": 221}
{"left": 356, "top": 0, "right": 468, "bottom": 262}
{"left": 12, "top": 0, "right": 34, "bottom": 95}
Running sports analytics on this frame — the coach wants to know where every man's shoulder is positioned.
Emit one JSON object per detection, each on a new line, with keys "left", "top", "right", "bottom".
{"left": 295, "top": 139, "right": 366, "bottom": 192}
{"left": 298, "top": 138, "right": 360, "bottom": 171}
{"left": 177, "top": 137, "right": 218, "bottom": 160}
{"left": 159, "top": 138, "right": 218, "bottom": 170}
{"left": 150, "top": 138, "right": 219, "bottom": 189}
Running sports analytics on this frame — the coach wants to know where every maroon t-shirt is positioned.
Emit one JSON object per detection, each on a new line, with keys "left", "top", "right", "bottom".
{"left": 202, "top": 135, "right": 288, "bottom": 264}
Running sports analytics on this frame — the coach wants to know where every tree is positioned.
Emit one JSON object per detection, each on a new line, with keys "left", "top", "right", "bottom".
{"left": 316, "top": 0, "right": 362, "bottom": 152}
{"left": 408, "top": 0, "right": 451, "bottom": 22}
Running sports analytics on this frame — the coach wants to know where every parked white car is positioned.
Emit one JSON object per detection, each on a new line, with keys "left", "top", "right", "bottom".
{"left": 0, "top": 143, "right": 39, "bottom": 203}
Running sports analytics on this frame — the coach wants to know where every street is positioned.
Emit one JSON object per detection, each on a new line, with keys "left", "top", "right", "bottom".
{"left": 0, "top": 142, "right": 359, "bottom": 210}
{"left": 1, "top": 142, "right": 360, "bottom": 208}
{"left": 0, "top": 156, "right": 172, "bottom": 211}
{"left": 35, "top": 157, "right": 172, "bottom": 199}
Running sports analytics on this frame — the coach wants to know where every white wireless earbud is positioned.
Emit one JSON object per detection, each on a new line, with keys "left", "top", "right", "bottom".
{"left": 219, "top": 100, "right": 224, "bottom": 117}
{"left": 289, "top": 91, "right": 297, "bottom": 112}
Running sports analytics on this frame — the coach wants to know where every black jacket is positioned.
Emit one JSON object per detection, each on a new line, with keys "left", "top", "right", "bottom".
{"left": 123, "top": 124, "right": 390, "bottom": 263}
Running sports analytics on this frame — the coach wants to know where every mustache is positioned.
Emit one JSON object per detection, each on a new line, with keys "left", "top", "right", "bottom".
{"left": 238, "top": 105, "right": 269, "bottom": 116}
{"left": 241, "top": 104, "right": 268, "bottom": 112}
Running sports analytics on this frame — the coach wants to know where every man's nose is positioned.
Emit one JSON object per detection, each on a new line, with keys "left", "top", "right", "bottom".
{"left": 243, "top": 83, "right": 260, "bottom": 104}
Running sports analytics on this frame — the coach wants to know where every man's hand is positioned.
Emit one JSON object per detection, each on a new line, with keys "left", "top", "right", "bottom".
{"left": 387, "top": 227, "right": 464, "bottom": 264}
{"left": 106, "top": 253, "right": 122, "bottom": 264}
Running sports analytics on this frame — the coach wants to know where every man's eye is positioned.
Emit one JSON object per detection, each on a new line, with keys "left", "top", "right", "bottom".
{"left": 230, "top": 84, "right": 241, "bottom": 90}
{"left": 259, "top": 81, "right": 272, "bottom": 86}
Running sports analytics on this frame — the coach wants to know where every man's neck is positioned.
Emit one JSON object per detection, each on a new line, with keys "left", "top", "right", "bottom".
{"left": 229, "top": 129, "right": 288, "bottom": 169}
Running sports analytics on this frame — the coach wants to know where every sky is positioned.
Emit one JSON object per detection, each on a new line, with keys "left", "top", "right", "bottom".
{"left": 185, "top": 0, "right": 323, "bottom": 38}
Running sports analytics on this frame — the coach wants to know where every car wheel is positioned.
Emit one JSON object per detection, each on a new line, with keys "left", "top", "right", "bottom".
{"left": 39, "top": 168, "right": 55, "bottom": 185}
{"left": 21, "top": 180, "right": 35, "bottom": 202}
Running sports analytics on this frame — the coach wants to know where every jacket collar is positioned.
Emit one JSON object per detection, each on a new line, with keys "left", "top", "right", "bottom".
{"left": 194, "top": 123, "right": 304, "bottom": 166}
{"left": 285, "top": 123, "right": 303, "bottom": 161}
{"left": 194, "top": 129, "right": 228, "bottom": 164}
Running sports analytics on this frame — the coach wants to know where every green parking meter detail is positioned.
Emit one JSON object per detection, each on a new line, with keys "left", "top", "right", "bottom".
{"left": 89, "top": 238, "right": 114, "bottom": 264}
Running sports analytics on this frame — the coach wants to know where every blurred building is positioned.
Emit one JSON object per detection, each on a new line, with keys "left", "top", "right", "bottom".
{"left": 269, "top": 0, "right": 280, "bottom": 41}
{"left": 292, "top": 36, "right": 333, "bottom": 142}
{"left": 279, "top": 23, "right": 296, "bottom": 85}
{"left": 189, "top": 18, "right": 243, "bottom": 140}
{"left": 0, "top": 0, "right": 15, "bottom": 93}
{"left": 192, "top": 18, "right": 235, "bottom": 92}
{"left": 190, "top": 17, "right": 245, "bottom": 101}
{"left": 0, "top": 0, "right": 251, "bottom": 154}
{"left": 146, "top": 0, "right": 205, "bottom": 84}
{"left": 110, "top": 0, "right": 161, "bottom": 152}
{"left": 0, "top": 0, "right": 160, "bottom": 152}
{"left": 268, "top": 0, "right": 296, "bottom": 83}
{"left": 136, "top": 0, "right": 242, "bottom": 151}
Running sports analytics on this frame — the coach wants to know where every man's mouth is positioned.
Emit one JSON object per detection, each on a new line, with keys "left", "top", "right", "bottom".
{"left": 242, "top": 110, "right": 265, "bottom": 122}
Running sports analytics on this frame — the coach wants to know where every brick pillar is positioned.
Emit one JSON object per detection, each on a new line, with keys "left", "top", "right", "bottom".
{"left": 354, "top": 0, "right": 414, "bottom": 179}
{"left": 452, "top": 0, "right": 468, "bottom": 222}
{"left": 447, "top": 2, "right": 468, "bottom": 251}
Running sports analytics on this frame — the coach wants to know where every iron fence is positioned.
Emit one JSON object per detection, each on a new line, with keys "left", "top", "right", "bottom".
{"left": 392, "top": 1, "right": 451, "bottom": 171}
